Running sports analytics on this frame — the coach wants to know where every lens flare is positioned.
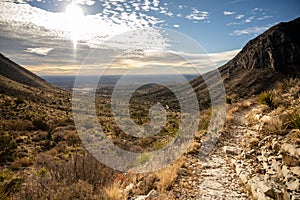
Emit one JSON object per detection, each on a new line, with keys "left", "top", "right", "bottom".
{"left": 65, "top": 3, "right": 84, "bottom": 48}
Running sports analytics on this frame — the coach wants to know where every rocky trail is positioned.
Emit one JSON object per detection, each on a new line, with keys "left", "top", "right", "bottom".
{"left": 172, "top": 108, "right": 251, "bottom": 200}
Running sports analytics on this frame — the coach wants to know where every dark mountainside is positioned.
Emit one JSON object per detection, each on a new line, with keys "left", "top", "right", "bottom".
{"left": 219, "top": 17, "right": 300, "bottom": 97}
{"left": 0, "top": 53, "right": 65, "bottom": 101}
{"left": 0, "top": 53, "right": 56, "bottom": 90}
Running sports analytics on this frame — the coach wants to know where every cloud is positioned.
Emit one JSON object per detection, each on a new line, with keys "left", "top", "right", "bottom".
{"left": 186, "top": 9, "right": 209, "bottom": 21}
{"left": 235, "top": 14, "right": 245, "bottom": 19}
{"left": 0, "top": 0, "right": 167, "bottom": 50}
{"left": 25, "top": 47, "right": 53, "bottom": 55}
{"left": 110, "top": 49, "right": 241, "bottom": 74}
{"left": 230, "top": 25, "right": 270, "bottom": 36}
{"left": 257, "top": 15, "right": 272, "bottom": 20}
{"left": 224, "top": 11, "right": 235, "bottom": 16}
{"left": 173, "top": 24, "right": 180, "bottom": 28}
{"left": 74, "top": 0, "right": 95, "bottom": 6}
{"left": 244, "top": 16, "right": 254, "bottom": 23}
{"left": 252, "top": 7, "right": 264, "bottom": 14}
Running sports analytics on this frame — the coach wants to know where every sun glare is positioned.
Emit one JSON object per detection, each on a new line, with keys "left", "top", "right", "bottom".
{"left": 65, "top": 3, "right": 84, "bottom": 48}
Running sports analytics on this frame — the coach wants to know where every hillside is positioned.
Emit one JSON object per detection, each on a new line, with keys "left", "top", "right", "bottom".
{"left": 0, "top": 52, "right": 68, "bottom": 103}
{"left": 137, "top": 17, "right": 300, "bottom": 109}
{"left": 219, "top": 17, "right": 300, "bottom": 97}
{"left": 0, "top": 53, "right": 56, "bottom": 90}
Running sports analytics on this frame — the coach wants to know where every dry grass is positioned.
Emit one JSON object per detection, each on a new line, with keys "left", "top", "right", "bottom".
{"left": 103, "top": 181, "right": 126, "bottom": 200}
{"left": 263, "top": 116, "right": 285, "bottom": 134}
{"left": 155, "top": 156, "right": 185, "bottom": 192}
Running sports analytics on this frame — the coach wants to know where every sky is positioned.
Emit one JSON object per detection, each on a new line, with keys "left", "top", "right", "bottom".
{"left": 0, "top": 0, "right": 299, "bottom": 75}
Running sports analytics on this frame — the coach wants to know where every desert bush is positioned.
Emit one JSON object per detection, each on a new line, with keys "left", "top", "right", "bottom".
{"left": 0, "top": 132, "right": 16, "bottom": 164}
{"left": 32, "top": 119, "right": 49, "bottom": 131}
{"left": 10, "top": 157, "right": 33, "bottom": 170}
{"left": 199, "top": 109, "right": 212, "bottom": 130}
{"left": 135, "top": 153, "right": 151, "bottom": 165}
{"left": 103, "top": 181, "right": 126, "bottom": 200}
{"left": 14, "top": 98, "right": 25, "bottom": 105}
{"left": 57, "top": 117, "right": 75, "bottom": 127}
{"left": 155, "top": 156, "right": 185, "bottom": 191}
{"left": 17, "top": 151, "right": 121, "bottom": 199}
{"left": 258, "top": 91, "right": 275, "bottom": 108}
{"left": 226, "top": 95, "right": 235, "bottom": 104}
{"left": 36, "top": 151, "right": 117, "bottom": 187}
{"left": 0, "top": 177, "right": 23, "bottom": 200}
{"left": 15, "top": 120, "right": 34, "bottom": 131}
{"left": 288, "top": 111, "right": 300, "bottom": 129}
{"left": 31, "top": 131, "right": 49, "bottom": 142}
{"left": 65, "top": 131, "right": 81, "bottom": 146}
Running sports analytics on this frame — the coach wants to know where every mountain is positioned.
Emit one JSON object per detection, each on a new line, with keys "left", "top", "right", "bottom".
{"left": 0, "top": 53, "right": 56, "bottom": 90}
{"left": 0, "top": 53, "right": 65, "bottom": 102}
{"left": 218, "top": 17, "right": 300, "bottom": 97}
{"left": 134, "top": 17, "right": 300, "bottom": 110}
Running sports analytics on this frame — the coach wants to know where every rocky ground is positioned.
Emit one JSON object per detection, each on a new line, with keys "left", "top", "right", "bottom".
{"left": 171, "top": 108, "right": 250, "bottom": 200}
{"left": 171, "top": 95, "right": 300, "bottom": 200}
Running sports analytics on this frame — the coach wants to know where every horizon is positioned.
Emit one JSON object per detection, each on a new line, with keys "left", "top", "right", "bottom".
{"left": 0, "top": 0, "right": 299, "bottom": 76}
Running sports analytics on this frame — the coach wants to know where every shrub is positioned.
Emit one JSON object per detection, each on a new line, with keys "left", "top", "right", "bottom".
{"left": 32, "top": 119, "right": 49, "bottom": 131}
{"left": 226, "top": 95, "right": 235, "bottom": 104}
{"left": 58, "top": 118, "right": 75, "bottom": 127}
{"left": 289, "top": 112, "right": 300, "bottom": 129}
{"left": 14, "top": 98, "right": 25, "bottom": 105}
{"left": 0, "top": 177, "right": 23, "bottom": 200}
{"left": 10, "top": 157, "right": 33, "bottom": 170}
{"left": 258, "top": 91, "right": 275, "bottom": 108}
{"left": 136, "top": 153, "right": 151, "bottom": 165}
{"left": 0, "top": 132, "right": 16, "bottom": 164}
{"left": 15, "top": 120, "right": 34, "bottom": 131}
{"left": 103, "top": 181, "right": 126, "bottom": 200}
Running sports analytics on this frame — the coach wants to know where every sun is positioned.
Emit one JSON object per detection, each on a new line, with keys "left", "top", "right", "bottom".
{"left": 65, "top": 3, "right": 84, "bottom": 48}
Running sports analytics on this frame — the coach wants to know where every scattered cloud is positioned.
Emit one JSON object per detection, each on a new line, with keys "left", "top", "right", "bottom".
{"left": 0, "top": 0, "right": 167, "bottom": 50}
{"left": 230, "top": 25, "right": 270, "bottom": 36}
{"left": 173, "top": 24, "right": 180, "bottom": 28}
{"left": 252, "top": 7, "right": 264, "bottom": 14}
{"left": 224, "top": 11, "right": 235, "bottom": 16}
{"left": 244, "top": 16, "right": 254, "bottom": 23}
{"left": 186, "top": 9, "right": 209, "bottom": 22}
{"left": 257, "top": 15, "right": 272, "bottom": 20}
{"left": 74, "top": 0, "right": 95, "bottom": 6}
{"left": 25, "top": 47, "right": 53, "bottom": 55}
{"left": 235, "top": 14, "right": 245, "bottom": 19}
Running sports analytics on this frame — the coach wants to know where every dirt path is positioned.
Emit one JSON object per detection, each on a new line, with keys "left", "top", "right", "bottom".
{"left": 172, "top": 109, "right": 251, "bottom": 199}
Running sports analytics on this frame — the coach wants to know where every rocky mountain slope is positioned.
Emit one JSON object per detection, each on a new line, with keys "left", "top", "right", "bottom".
{"left": 138, "top": 17, "right": 300, "bottom": 109}
{"left": 219, "top": 17, "right": 300, "bottom": 97}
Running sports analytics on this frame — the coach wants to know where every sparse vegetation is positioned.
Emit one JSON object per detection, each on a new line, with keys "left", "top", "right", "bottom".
{"left": 258, "top": 90, "right": 275, "bottom": 108}
{"left": 0, "top": 132, "right": 17, "bottom": 164}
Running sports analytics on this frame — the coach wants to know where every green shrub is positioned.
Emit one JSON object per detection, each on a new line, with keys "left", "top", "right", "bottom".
{"left": 258, "top": 91, "right": 275, "bottom": 107}
{"left": 135, "top": 153, "right": 150, "bottom": 165}
{"left": 58, "top": 118, "right": 75, "bottom": 127}
{"left": 289, "top": 112, "right": 300, "bottom": 129}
